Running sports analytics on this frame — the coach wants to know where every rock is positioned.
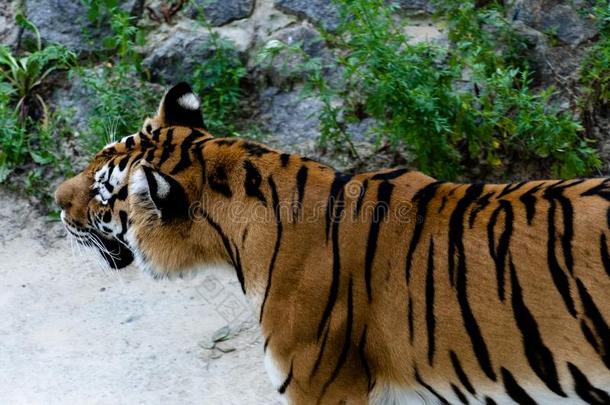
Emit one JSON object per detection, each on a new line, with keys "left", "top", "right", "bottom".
{"left": 510, "top": 20, "right": 587, "bottom": 91}
{"left": 51, "top": 72, "right": 97, "bottom": 135}
{"left": 259, "top": 87, "right": 324, "bottom": 156}
{"left": 346, "top": 118, "right": 379, "bottom": 142}
{"left": 0, "top": 0, "right": 20, "bottom": 48}
{"left": 508, "top": 0, "right": 597, "bottom": 46}
{"left": 189, "top": 0, "right": 255, "bottom": 26}
{"left": 274, "top": 0, "right": 341, "bottom": 32}
{"left": 397, "top": 0, "right": 435, "bottom": 14}
{"left": 274, "top": 0, "right": 436, "bottom": 31}
{"left": 142, "top": 29, "right": 214, "bottom": 84}
{"left": 258, "top": 23, "right": 339, "bottom": 88}
{"left": 25, "top": 0, "right": 138, "bottom": 53}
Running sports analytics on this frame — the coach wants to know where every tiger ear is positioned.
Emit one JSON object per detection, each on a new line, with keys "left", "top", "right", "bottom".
{"left": 156, "top": 82, "right": 206, "bottom": 129}
{"left": 130, "top": 163, "right": 190, "bottom": 221}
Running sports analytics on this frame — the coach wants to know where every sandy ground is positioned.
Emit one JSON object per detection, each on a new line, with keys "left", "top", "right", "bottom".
{"left": 0, "top": 189, "right": 280, "bottom": 405}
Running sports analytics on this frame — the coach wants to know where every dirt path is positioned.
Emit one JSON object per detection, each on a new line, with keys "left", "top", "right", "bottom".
{"left": 0, "top": 190, "right": 280, "bottom": 405}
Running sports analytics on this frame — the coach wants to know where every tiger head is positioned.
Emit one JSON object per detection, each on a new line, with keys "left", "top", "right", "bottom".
{"left": 54, "top": 83, "right": 218, "bottom": 276}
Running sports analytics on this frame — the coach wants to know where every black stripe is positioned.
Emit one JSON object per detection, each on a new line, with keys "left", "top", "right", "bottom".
{"left": 449, "top": 183, "right": 484, "bottom": 285}
{"left": 171, "top": 130, "right": 206, "bottom": 175}
{"left": 497, "top": 181, "right": 527, "bottom": 198}
{"left": 263, "top": 336, "right": 270, "bottom": 353}
{"left": 358, "top": 326, "right": 374, "bottom": 392}
{"left": 546, "top": 197, "right": 577, "bottom": 317}
{"left": 509, "top": 256, "right": 566, "bottom": 396}
{"left": 259, "top": 176, "right": 283, "bottom": 323}
{"left": 208, "top": 165, "right": 233, "bottom": 198}
{"left": 451, "top": 383, "right": 468, "bottom": 404}
{"left": 519, "top": 183, "right": 543, "bottom": 225}
{"left": 405, "top": 181, "right": 444, "bottom": 283}
{"left": 243, "top": 160, "right": 267, "bottom": 205}
{"left": 415, "top": 369, "right": 450, "bottom": 404}
{"left": 202, "top": 211, "right": 245, "bottom": 293}
{"left": 485, "top": 397, "right": 498, "bottom": 405}
{"left": 581, "top": 178, "right": 610, "bottom": 200}
{"left": 408, "top": 295, "right": 414, "bottom": 344}
{"left": 544, "top": 180, "right": 584, "bottom": 275}
{"left": 487, "top": 200, "right": 514, "bottom": 301}
{"left": 576, "top": 279, "right": 610, "bottom": 369}
{"left": 600, "top": 233, "right": 610, "bottom": 278}
{"left": 294, "top": 165, "right": 308, "bottom": 221}
{"left": 364, "top": 180, "right": 394, "bottom": 301}
{"left": 354, "top": 179, "right": 369, "bottom": 218}
{"left": 449, "top": 184, "right": 496, "bottom": 381}
{"left": 501, "top": 368, "right": 537, "bottom": 405}
{"left": 438, "top": 195, "right": 448, "bottom": 214}
{"left": 567, "top": 362, "right": 610, "bottom": 404}
{"left": 124, "top": 135, "right": 135, "bottom": 149}
{"left": 139, "top": 133, "right": 152, "bottom": 148}
{"left": 325, "top": 173, "right": 352, "bottom": 242}
{"left": 319, "top": 277, "right": 354, "bottom": 401}
{"left": 242, "top": 142, "right": 272, "bottom": 157}
{"left": 279, "top": 153, "right": 290, "bottom": 167}
{"left": 118, "top": 155, "right": 130, "bottom": 171}
{"left": 157, "top": 128, "right": 175, "bottom": 167}
{"left": 371, "top": 168, "right": 409, "bottom": 181}
{"left": 318, "top": 174, "right": 349, "bottom": 338}
{"left": 145, "top": 147, "right": 156, "bottom": 162}
{"left": 310, "top": 322, "right": 330, "bottom": 379}
{"left": 468, "top": 191, "right": 495, "bottom": 228}
{"left": 425, "top": 237, "right": 436, "bottom": 365}
{"left": 278, "top": 361, "right": 294, "bottom": 394}
{"left": 450, "top": 351, "right": 476, "bottom": 395}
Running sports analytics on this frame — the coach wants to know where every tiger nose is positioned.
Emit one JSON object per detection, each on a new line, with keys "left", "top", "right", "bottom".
{"left": 54, "top": 180, "right": 73, "bottom": 210}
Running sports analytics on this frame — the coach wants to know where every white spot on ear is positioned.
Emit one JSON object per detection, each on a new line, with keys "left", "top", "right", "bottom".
{"left": 177, "top": 93, "right": 200, "bottom": 110}
{"left": 130, "top": 167, "right": 149, "bottom": 197}
{"left": 153, "top": 171, "right": 170, "bottom": 199}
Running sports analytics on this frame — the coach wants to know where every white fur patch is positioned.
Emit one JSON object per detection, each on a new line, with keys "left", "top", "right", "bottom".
{"left": 153, "top": 171, "right": 170, "bottom": 199}
{"left": 129, "top": 167, "right": 150, "bottom": 197}
{"left": 264, "top": 349, "right": 286, "bottom": 391}
{"left": 177, "top": 93, "right": 200, "bottom": 110}
{"left": 369, "top": 384, "right": 430, "bottom": 405}
{"left": 104, "top": 141, "right": 117, "bottom": 149}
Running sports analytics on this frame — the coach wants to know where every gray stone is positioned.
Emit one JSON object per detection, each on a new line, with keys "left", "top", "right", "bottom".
{"left": 51, "top": 73, "right": 96, "bottom": 135}
{"left": 274, "top": 0, "right": 435, "bottom": 31}
{"left": 0, "top": 0, "right": 20, "bottom": 48}
{"left": 274, "top": 0, "right": 341, "bottom": 32}
{"left": 508, "top": 0, "right": 597, "bottom": 46}
{"left": 397, "top": 0, "right": 435, "bottom": 14}
{"left": 346, "top": 118, "right": 380, "bottom": 142}
{"left": 259, "top": 87, "right": 323, "bottom": 155}
{"left": 189, "top": 0, "right": 255, "bottom": 26}
{"left": 25, "top": 0, "right": 137, "bottom": 53}
{"left": 259, "top": 24, "right": 339, "bottom": 88}
{"left": 142, "top": 30, "right": 214, "bottom": 84}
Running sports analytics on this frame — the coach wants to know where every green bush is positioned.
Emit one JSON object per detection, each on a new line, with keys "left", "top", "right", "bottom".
{"left": 0, "top": 16, "right": 75, "bottom": 185}
{"left": 191, "top": 32, "right": 247, "bottom": 135}
{"left": 79, "top": 65, "right": 161, "bottom": 152}
{"left": 581, "top": 1, "right": 610, "bottom": 117}
{"left": 260, "top": 0, "right": 600, "bottom": 179}
{"left": 190, "top": 9, "right": 247, "bottom": 135}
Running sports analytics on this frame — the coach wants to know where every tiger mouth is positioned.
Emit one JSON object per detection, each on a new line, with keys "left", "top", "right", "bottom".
{"left": 62, "top": 214, "right": 134, "bottom": 270}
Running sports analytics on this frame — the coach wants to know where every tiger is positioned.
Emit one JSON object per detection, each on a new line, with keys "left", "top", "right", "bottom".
{"left": 54, "top": 82, "right": 610, "bottom": 404}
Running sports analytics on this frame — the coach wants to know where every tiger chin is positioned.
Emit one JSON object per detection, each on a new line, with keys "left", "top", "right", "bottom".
{"left": 55, "top": 82, "right": 610, "bottom": 404}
